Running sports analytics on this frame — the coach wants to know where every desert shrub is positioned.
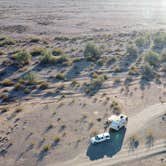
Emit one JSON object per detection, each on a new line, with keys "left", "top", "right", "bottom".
{"left": 14, "top": 82, "right": 23, "bottom": 91}
{"left": 0, "top": 107, "right": 9, "bottom": 114}
{"left": 129, "top": 135, "right": 139, "bottom": 151}
{"left": 161, "top": 63, "right": 166, "bottom": 71}
{"left": 0, "top": 50, "right": 5, "bottom": 55}
{"left": 135, "top": 37, "right": 146, "bottom": 48}
{"left": 40, "top": 50, "right": 71, "bottom": 66}
{"left": 110, "top": 100, "right": 121, "bottom": 114}
{"left": 84, "top": 42, "right": 101, "bottom": 61}
{"left": 84, "top": 74, "right": 107, "bottom": 95}
{"left": 71, "top": 80, "right": 79, "bottom": 87}
{"left": 54, "top": 36, "right": 70, "bottom": 41}
{"left": 1, "top": 79, "right": 14, "bottom": 86}
{"left": 21, "top": 72, "right": 37, "bottom": 85}
{"left": 55, "top": 73, "right": 66, "bottom": 80}
{"left": 40, "top": 50, "right": 56, "bottom": 65}
{"left": 42, "top": 144, "right": 51, "bottom": 152}
{"left": 126, "top": 45, "right": 138, "bottom": 57}
{"left": 13, "top": 50, "right": 31, "bottom": 67}
{"left": 161, "top": 49, "right": 166, "bottom": 62}
{"left": 144, "top": 51, "right": 160, "bottom": 67}
{"left": 0, "top": 37, "right": 15, "bottom": 47}
{"left": 0, "top": 93, "right": 9, "bottom": 102}
{"left": 106, "top": 56, "right": 117, "bottom": 65}
{"left": 52, "top": 48, "right": 64, "bottom": 56}
{"left": 54, "top": 136, "right": 60, "bottom": 143}
{"left": 39, "top": 81, "right": 49, "bottom": 90}
{"left": 135, "top": 35, "right": 150, "bottom": 48}
{"left": 141, "top": 63, "right": 155, "bottom": 80}
{"left": 55, "top": 55, "right": 71, "bottom": 66}
{"left": 29, "top": 37, "right": 40, "bottom": 43}
{"left": 153, "top": 32, "right": 166, "bottom": 49}
{"left": 128, "top": 66, "right": 139, "bottom": 75}
{"left": 30, "top": 47, "right": 45, "bottom": 56}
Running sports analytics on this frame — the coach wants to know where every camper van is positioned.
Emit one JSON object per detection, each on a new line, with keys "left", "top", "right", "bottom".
{"left": 107, "top": 114, "right": 128, "bottom": 131}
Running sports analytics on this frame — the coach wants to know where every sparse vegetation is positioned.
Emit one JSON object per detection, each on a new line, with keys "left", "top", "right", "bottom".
{"left": 30, "top": 47, "right": 45, "bottom": 56}
{"left": 42, "top": 144, "right": 51, "bottom": 152}
{"left": 0, "top": 37, "right": 15, "bottom": 47}
{"left": 39, "top": 81, "right": 49, "bottom": 90}
{"left": 141, "top": 63, "right": 155, "bottom": 80}
{"left": 1, "top": 79, "right": 14, "bottom": 86}
{"left": 20, "top": 72, "right": 37, "bottom": 85}
{"left": 110, "top": 101, "right": 121, "bottom": 114}
{"left": 55, "top": 73, "right": 66, "bottom": 80}
{"left": 153, "top": 32, "right": 166, "bottom": 49}
{"left": 52, "top": 48, "right": 64, "bottom": 56}
{"left": 13, "top": 50, "right": 32, "bottom": 67}
{"left": 84, "top": 74, "right": 107, "bottom": 95}
{"left": 126, "top": 45, "right": 138, "bottom": 57}
{"left": 144, "top": 51, "right": 160, "bottom": 67}
{"left": 84, "top": 42, "right": 101, "bottom": 61}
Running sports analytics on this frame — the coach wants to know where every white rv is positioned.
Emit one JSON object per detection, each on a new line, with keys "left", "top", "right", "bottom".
{"left": 107, "top": 114, "right": 128, "bottom": 131}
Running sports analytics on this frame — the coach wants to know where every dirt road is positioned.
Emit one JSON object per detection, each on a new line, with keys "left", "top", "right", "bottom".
{"left": 56, "top": 103, "right": 166, "bottom": 166}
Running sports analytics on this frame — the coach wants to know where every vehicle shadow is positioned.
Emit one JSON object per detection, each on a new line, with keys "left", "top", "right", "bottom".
{"left": 86, "top": 128, "right": 126, "bottom": 160}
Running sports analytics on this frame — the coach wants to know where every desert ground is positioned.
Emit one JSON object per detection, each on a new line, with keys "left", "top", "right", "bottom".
{"left": 0, "top": 0, "right": 166, "bottom": 166}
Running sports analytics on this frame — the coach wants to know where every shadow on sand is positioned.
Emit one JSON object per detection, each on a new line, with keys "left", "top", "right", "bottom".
{"left": 86, "top": 128, "right": 126, "bottom": 160}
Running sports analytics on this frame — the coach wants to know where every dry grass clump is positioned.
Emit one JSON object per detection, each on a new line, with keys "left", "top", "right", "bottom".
{"left": 110, "top": 100, "right": 121, "bottom": 114}
{"left": 39, "top": 81, "right": 49, "bottom": 90}
{"left": 84, "top": 42, "right": 101, "bottom": 61}
{"left": 42, "top": 144, "right": 51, "bottom": 152}
{"left": 129, "top": 135, "right": 139, "bottom": 151}
{"left": 128, "top": 66, "right": 139, "bottom": 76}
{"left": 53, "top": 136, "right": 60, "bottom": 143}
{"left": 0, "top": 36, "right": 15, "bottom": 47}
{"left": 30, "top": 47, "right": 46, "bottom": 56}
{"left": 84, "top": 74, "right": 107, "bottom": 95}
{"left": 126, "top": 45, "right": 138, "bottom": 57}
{"left": 135, "top": 35, "right": 150, "bottom": 48}
{"left": 0, "top": 107, "right": 9, "bottom": 114}
{"left": 40, "top": 50, "right": 71, "bottom": 66}
{"left": 52, "top": 48, "right": 64, "bottom": 56}
{"left": 55, "top": 73, "right": 66, "bottom": 80}
{"left": 0, "top": 50, "right": 5, "bottom": 55}
{"left": 13, "top": 50, "right": 31, "bottom": 67}
{"left": 153, "top": 32, "right": 166, "bottom": 49}
{"left": 144, "top": 51, "right": 160, "bottom": 67}
{"left": 141, "top": 63, "right": 155, "bottom": 80}
{"left": 1, "top": 79, "right": 14, "bottom": 86}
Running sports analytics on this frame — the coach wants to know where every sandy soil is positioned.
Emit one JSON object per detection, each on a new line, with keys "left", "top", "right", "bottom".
{"left": 1, "top": 0, "right": 166, "bottom": 36}
{"left": 0, "top": 1, "right": 166, "bottom": 166}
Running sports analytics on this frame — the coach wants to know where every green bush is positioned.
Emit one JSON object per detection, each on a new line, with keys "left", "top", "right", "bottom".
{"left": 135, "top": 35, "right": 150, "bottom": 48}
{"left": 52, "top": 48, "right": 64, "bottom": 56}
{"left": 40, "top": 50, "right": 56, "bottom": 65}
{"left": 153, "top": 32, "right": 166, "bottom": 49}
{"left": 13, "top": 50, "right": 31, "bottom": 67}
{"left": 30, "top": 47, "right": 45, "bottom": 56}
{"left": 40, "top": 50, "right": 71, "bottom": 66}
{"left": 84, "top": 74, "right": 107, "bottom": 94}
{"left": 55, "top": 73, "right": 66, "bottom": 80}
{"left": 144, "top": 51, "right": 160, "bottom": 66}
{"left": 126, "top": 46, "right": 138, "bottom": 57}
{"left": 21, "top": 72, "right": 37, "bottom": 85}
{"left": 1, "top": 79, "right": 14, "bottom": 86}
{"left": 39, "top": 81, "right": 49, "bottom": 90}
{"left": 0, "top": 37, "right": 15, "bottom": 47}
{"left": 141, "top": 63, "right": 155, "bottom": 80}
{"left": 161, "top": 49, "right": 166, "bottom": 62}
{"left": 84, "top": 42, "right": 101, "bottom": 61}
